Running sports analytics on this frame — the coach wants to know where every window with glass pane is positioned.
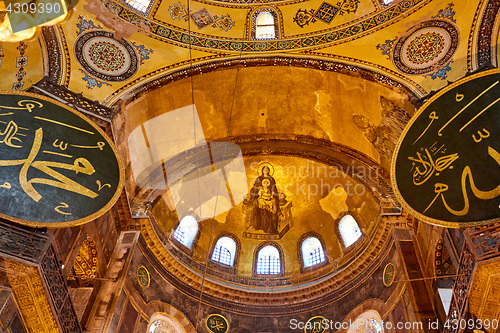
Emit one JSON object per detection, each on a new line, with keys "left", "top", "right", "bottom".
{"left": 339, "top": 215, "right": 362, "bottom": 248}
{"left": 124, "top": 0, "right": 152, "bottom": 13}
{"left": 212, "top": 246, "right": 231, "bottom": 265}
{"left": 211, "top": 236, "right": 237, "bottom": 266}
{"left": 301, "top": 236, "right": 325, "bottom": 267}
{"left": 173, "top": 215, "right": 198, "bottom": 248}
{"left": 255, "top": 12, "right": 276, "bottom": 39}
{"left": 256, "top": 245, "right": 280, "bottom": 274}
{"left": 309, "top": 247, "right": 325, "bottom": 266}
{"left": 173, "top": 227, "right": 185, "bottom": 244}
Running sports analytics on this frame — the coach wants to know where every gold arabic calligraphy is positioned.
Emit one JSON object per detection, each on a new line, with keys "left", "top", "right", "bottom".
{"left": 0, "top": 121, "right": 27, "bottom": 148}
{"left": 0, "top": 100, "right": 43, "bottom": 113}
{"left": 208, "top": 317, "right": 226, "bottom": 332}
{"left": 409, "top": 149, "right": 459, "bottom": 185}
{"left": 406, "top": 75, "right": 500, "bottom": 220}
{"left": 424, "top": 146, "right": 500, "bottom": 215}
{"left": 0, "top": 127, "right": 98, "bottom": 202}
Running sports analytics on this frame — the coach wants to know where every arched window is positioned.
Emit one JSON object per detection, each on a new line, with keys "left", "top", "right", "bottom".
{"left": 173, "top": 215, "right": 198, "bottom": 248}
{"left": 301, "top": 237, "right": 325, "bottom": 268}
{"left": 251, "top": 9, "right": 280, "bottom": 40}
{"left": 123, "top": 0, "right": 153, "bottom": 14}
{"left": 148, "top": 319, "right": 177, "bottom": 333}
{"left": 256, "top": 12, "right": 275, "bottom": 39}
{"left": 211, "top": 237, "right": 237, "bottom": 266}
{"left": 256, "top": 245, "right": 280, "bottom": 274}
{"left": 339, "top": 215, "right": 362, "bottom": 248}
{"left": 147, "top": 313, "right": 184, "bottom": 333}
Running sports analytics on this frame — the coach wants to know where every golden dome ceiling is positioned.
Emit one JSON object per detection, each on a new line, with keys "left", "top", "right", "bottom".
{"left": 3, "top": 0, "right": 492, "bottom": 102}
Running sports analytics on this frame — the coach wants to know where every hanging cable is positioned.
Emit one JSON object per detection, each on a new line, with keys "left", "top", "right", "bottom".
{"left": 193, "top": 7, "right": 247, "bottom": 333}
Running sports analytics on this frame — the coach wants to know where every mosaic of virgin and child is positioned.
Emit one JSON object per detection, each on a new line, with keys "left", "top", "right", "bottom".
{"left": 244, "top": 163, "right": 289, "bottom": 234}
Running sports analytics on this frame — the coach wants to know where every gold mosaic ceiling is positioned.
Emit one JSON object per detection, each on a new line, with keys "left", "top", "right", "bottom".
{"left": 1, "top": 0, "right": 493, "bottom": 104}
{"left": 114, "top": 67, "right": 402, "bottom": 287}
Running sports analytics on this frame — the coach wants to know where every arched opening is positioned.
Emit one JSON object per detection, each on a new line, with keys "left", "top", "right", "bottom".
{"left": 147, "top": 313, "right": 185, "bottom": 333}
{"left": 173, "top": 215, "right": 198, "bottom": 248}
{"left": 339, "top": 214, "right": 362, "bottom": 248}
{"left": 211, "top": 236, "right": 237, "bottom": 266}
{"left": 301, "top": 236, "right": 326, "bottom": 268}
{"left": 256, "top": 245, "right": 281, "bottom": 274}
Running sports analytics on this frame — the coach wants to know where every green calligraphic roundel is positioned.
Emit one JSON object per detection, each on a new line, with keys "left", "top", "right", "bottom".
{"left": 137, "top": 266, "right": 150, "bottom": 288}
{"left": 0, "top": 91, "right": 124, "bottom": 227}
{"left": 392, "top": 68, "right": 500, "bottom": 228}
{"left": 305, "top": 316, "right": 326, "bottom": 333}
{"left": 205, "top": 314, "right": 228, "bottom": 333}
{"left": 383, "top": 263, "right": 395, "bottom": 287}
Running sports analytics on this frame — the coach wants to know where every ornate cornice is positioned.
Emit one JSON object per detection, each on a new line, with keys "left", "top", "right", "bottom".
{"left": 468, "top": 0, "right": 500, "bottom": 70}
{"left": 28, "top": 77, "right": 116, "bottom": 121}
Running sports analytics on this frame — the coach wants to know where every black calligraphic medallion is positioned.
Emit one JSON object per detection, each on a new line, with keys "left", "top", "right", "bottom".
{"left": 392, "top": 69, "right": 500, "bottom": 227}
{"left": 383, "top": 263, "right": 395, "bottom": 287}
{"left": 0, "top": 91, "right": 124, "bottom": 227}
{"left": 205, "top": 314, "right": 228, "bottom": 333}
{"left": 137, "top": 266, "right": 150, "bottom": 288}
{"left": 305, "top": 316, "right": 326, "bottom": 333}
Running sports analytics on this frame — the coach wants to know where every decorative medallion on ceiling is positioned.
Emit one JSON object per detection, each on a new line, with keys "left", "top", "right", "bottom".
{"left": 75, "top": 30, "right": 138, "bottom": 81}
{"left": 392, "top": 20, "right": 458, "bottom": 75}
{"left": 74, "top": 16, "right": 153, "bottom": 89}
{"left": 377, "top": 4, "right": 458, "bottom": 80}
{"left": 383, "top": 262, "right": 395, "bottom": 287}
{"left": 137, "top": 266, "right": 150, "bottom": 288}
{"left": 206, "top": 314, "right": 229, "bottom": 333}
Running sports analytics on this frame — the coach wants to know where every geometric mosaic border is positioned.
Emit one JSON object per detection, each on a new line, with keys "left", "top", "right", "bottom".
{"left": 41, "top": 26, "right": 71, "bottom": 86}
{"left": 102, "top": 0, "right": 432, "bottom": 52}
